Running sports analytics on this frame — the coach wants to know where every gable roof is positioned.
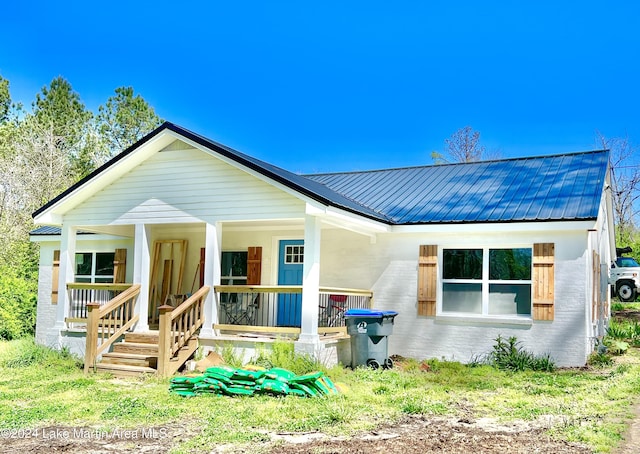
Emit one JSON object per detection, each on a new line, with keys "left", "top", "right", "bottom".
{"left": 32, "top": 122, "right": 609, "bottom": 227}
{"left": 306, "top": 150, "right": 610, "bottom": 224}
{"left": 32, "top": 122, "right": 390, "bottom": 224}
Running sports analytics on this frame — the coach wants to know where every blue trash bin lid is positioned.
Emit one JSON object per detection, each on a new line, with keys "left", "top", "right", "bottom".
{"left": 345, "top": 309, "right": 398, "bottom": 318}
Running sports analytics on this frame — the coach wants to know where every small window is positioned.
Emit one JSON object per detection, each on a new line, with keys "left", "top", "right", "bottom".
{"left": 221, "top": 251, "right": 248, "bottom": 285}
{"left": 285, "top": 245, "right": 304, "bottom": 264}
{"left": 75, "top": 252, "right": 115, "bottom": 283}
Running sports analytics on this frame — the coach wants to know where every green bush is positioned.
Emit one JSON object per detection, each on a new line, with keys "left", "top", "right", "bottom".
{"left": 0, "top": 265, "right": 37, "bottom": 340}
{"left": 607, "top": 319, "right": 640, "bottom": 347}
{"left": 251, "top": 340, "right": 324, "bottom": 375}
{"left": 481, "top": 335, "right": 555, "bottom": 372}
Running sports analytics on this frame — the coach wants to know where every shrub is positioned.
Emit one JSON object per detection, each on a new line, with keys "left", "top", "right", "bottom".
{"left": 251, "top": 340, "right": 323, "bottom": 375}
{"left": 0, "top": 266, "right": 37, "bottom": 340}
{"left": 482, "top": 335, "right": 555, "bottom": 372}
{"left": 607, "top": 319, "right": 640, "bottom": 347}
{"left": 587, "top": 351, "right": 614, "bottom": 367}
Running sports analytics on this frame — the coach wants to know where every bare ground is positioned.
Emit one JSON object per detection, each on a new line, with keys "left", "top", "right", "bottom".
{"left": 0, "top": 414, "right": 610, "bottom": 454}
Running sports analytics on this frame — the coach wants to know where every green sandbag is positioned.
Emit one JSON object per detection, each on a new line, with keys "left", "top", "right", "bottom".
{"left": 289, "top": 382, "right": 318, "bottom": 397}
{"left": 206, "top": 365, "right": 236, "bottom": 377}
{"left": 257, "top": 378, "right": 290, "bottom": 395}
{"left": 311, "top": 379, "right": 331, "bottom": 395}
{"left": 265, "top": 368, "right": 296, "bottom": 383}
{"left": 289, "top": 371, "right": 324, "bottom": 384}
{"left": 171, "top": 375, "right": 205, "bottom": 385}
{"left": 204, "top": 371, "right": 233, "bottom": 384}
{"left": 195, "top": 382, "right": 224, "bottom": 392}
{"left": 171, "top": 389, "right": 197, "bottom": 397}
{"left": 319, "top": 376, "right": 339, "bottom": 395}
{"left": 231, "top": 368, "right": 265, "bottom": 381}
{"left": 229, "top": 379, "right": 256, "bottom": 387}
{"left": 287, "top": 388, "right": 309, "bottom": 397}
{"left": 224, "top": 386, "right": 255, "bottom": 396}
{"left": 170, "top": 386, "right": 195, "bottom": 392}
{"left": 204, "top": 377, "right": 228, "bottom": 389}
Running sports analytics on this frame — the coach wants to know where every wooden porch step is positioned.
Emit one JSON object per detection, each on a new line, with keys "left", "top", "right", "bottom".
{"left": 101, "top": 352, "right": 158, "bottom": 368}
{"left": 112, "top": 341, "right": 159, "bottom": 355}
{"left": 96, "top": 362, "right": 157, "bottom": 377}
{"left": 124, "top": 332, "right": 159, "bottom": 344}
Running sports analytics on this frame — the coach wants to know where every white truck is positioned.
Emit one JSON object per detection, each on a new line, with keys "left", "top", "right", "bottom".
{"left": 610, "top": 248, "right": 640, "bottom": 302}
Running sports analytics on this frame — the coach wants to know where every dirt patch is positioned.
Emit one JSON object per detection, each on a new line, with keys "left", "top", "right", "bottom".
{"left": 613, "top": 308, "right": 640, "bottom": 323}
{"left": 262, "top": 415, "right": 593, "bottom": 454}
{"left": 0, "top": 424, "right": 199, "bottom": 454}
{"left": 0, "top": 416, "right": 596, "bottom": 454}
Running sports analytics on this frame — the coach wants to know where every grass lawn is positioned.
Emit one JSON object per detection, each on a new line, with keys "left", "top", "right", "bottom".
{"left": 1, "top": 338, "right": 640, "bottom": 453}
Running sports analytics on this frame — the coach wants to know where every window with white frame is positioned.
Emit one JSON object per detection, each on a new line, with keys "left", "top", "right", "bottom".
{"left": 74, "top": 252, "right": 115, "bottom": 283}
{"left": 441, "top": 247, "right": 532, "bottom": 316}
{"left": 284, "top": 245, "right": 304, "bottom": 264}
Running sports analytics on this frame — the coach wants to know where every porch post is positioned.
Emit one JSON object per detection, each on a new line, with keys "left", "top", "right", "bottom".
{"left": 200, "top": 221, "right": 222, "bottom": 337}
{"left": 133, "top": 223, "right": 151, "bottom": 332}
{"left": 53, "top": 223, "right": 77, "bottom": 330}
{"left": 298, "top": 213, "right": 321, "bottom": 346}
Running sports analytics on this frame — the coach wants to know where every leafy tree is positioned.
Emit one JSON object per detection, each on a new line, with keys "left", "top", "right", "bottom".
{"left": 32, "top": 77, "right": 92, "bottom": 149}
{"left": 96, "top": 86, "right": 162, "bottom": 162}
{"left": 0, "top": 76, "right": 10, "bottom": 123}
{"left": 597, "top": 133, "right": 640, "bottom": 248}
{"left": 0, "top": 75, "right": 161, "bottom": 339}
{"left": 432, "top": 126, "right": 488, "bottom": 164}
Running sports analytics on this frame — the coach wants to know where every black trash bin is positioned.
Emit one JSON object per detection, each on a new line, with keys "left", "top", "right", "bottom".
{"left": 344, "top": 308, "right": 398, "bottom": 369}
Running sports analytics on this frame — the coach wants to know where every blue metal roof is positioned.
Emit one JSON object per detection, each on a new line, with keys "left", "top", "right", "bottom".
{"left": 29, "top": 226, "right": 93, "bottom": 236}
{"left": 32, "top": 122, "right": 609, "bottom": 227}
{"left": 305, "top": 150, "right": 609, "bottom": 224}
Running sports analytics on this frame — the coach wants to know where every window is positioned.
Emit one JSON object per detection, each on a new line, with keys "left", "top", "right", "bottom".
{"left": 221, "top": 251, "right": 248, "bottom": 285}
{"left": 284, "top": 245, "right": 304, "bottom": 264}
{"left": 442, "top": 247, "right": 532, "bottom": 316}
{"left": 74, "top": 252, "right": 115, "bottom": 283}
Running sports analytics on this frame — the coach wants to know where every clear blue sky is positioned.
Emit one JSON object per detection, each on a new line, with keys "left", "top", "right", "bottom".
{"left": 1, "top": 1, "right": 639, "bottom": 173}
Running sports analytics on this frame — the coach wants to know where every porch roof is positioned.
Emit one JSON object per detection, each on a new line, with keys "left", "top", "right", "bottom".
{"left": 32, "top": 122, "right": 610, "bottom": 227}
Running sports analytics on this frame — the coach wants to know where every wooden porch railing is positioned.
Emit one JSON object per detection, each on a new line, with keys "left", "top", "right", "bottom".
{"left": 213, "top": 285, "right": 373, "bottom": 336}
{"left": 84, "top": 284, "right": 141, "bottom": 373}
{"left": 157, "top": 285, "right": 210, "bottom": 377}
{"left": 66, "top": 283, "right": 132, "bottom": 324}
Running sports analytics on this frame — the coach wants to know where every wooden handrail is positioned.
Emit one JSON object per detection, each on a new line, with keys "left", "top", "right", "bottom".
{"left": 96, "top": 285, "right": 141, "bottom": 318}
{"left": 84, "top": 284, "right": 141, "bottom": 373}
{"left": 170, "top": 286, "right": 210, "bottom": 321}
{"left": 157, "top": 286, "right": 210, "bottom": 377}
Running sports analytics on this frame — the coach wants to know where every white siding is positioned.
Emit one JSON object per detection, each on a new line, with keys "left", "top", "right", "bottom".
{"left": 65, "top": 148, "right": 305, "bottom": 225}
{"left": 35, "top": 243, "right": 58, "bottom": 346}
{"left": 320, "top": 227, "right": 592, "bottom": 367}
{"left": 34, "top": 237, "right": 133, "bottom": 347}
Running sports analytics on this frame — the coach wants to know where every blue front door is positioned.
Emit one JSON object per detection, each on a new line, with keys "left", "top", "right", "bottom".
{"left": 277, "top": 240, "right": 304, "bottom": 327}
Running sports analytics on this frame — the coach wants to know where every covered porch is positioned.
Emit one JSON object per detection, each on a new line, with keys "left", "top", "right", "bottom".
{"left": 50, "top": 213, "right": 382, "bottom": 375}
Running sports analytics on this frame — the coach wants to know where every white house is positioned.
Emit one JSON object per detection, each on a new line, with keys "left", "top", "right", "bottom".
{"left": 30, "top": 122, "right": 615, "bottom": 375}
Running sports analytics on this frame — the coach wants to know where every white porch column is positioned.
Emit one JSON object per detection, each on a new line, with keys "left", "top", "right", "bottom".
{"left": 133, "top": 224, "right": 151, "bottom": 332}
{"left": 200, "top": 221, "right": 222, "bottom": 337}
{"left": 298, "top": 214, "right": 321, "bottom": 345}
{"left": 52, "top": 223, "right": 77, "bottom": 331}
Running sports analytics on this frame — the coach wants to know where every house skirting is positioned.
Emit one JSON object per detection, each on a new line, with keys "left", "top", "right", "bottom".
{"left": 197, "top": 333, "right": 352, "bottom": 368}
